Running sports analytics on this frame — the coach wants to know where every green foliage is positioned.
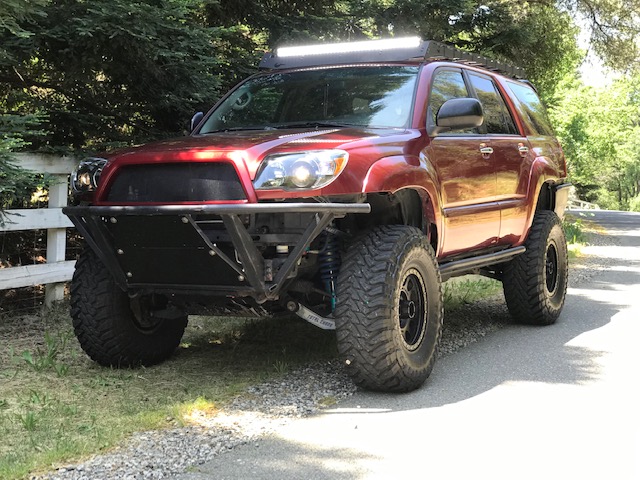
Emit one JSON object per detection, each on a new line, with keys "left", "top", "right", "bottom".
{"left": 550, "top": 74, "right": 640, "bottom": 210}
{"left": 19, "top": 330, "right": 71, "bottom": 376}
{"left": 0, "top": 0, "right": 47, "bottom": 44}
{"left": 563, "top": 218, "right": 587, "bottom": 245}
{"left": 1, "top": 0, "right": 249, "bottom": 150}
{"left": 629, "top": 195, "right": 640, "bottom": 212}
{"left": 443, "top": 278, "right": 501, "bottom": 311}
{"left": 569, "top": 0, "right": 640, "bottom": 72}
{"left": 0, "top": 114, "right": 47, "bottom": 216}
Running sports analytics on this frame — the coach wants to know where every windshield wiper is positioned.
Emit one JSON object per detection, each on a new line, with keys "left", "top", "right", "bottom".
{"left": 272, "top": 121, "right": 353, "bottom": 129}
{"left": 200, "top": 126, "right": 268, "bottom": 134}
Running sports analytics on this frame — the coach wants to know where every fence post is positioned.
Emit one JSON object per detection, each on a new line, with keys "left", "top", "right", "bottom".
{"left": 44, "top": 174, "right": 69, "bottom": 307}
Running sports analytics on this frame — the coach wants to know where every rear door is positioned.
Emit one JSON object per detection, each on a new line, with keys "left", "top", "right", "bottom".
{"left": 465, "top": 71, "right": 530, "bottom": 246}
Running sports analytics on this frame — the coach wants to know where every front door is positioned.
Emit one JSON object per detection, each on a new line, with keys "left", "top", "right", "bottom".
{"left": 426, "top": 68, "right": 499, "bottom": 256}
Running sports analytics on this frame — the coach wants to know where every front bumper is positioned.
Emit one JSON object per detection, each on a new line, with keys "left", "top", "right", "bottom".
{"left": 63, "top": 203, "right": 370, "bottom": 303}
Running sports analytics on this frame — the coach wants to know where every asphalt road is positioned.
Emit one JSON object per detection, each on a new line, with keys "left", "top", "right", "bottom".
{"left": 176, "top": 210, "right": 640, "bottom": 480}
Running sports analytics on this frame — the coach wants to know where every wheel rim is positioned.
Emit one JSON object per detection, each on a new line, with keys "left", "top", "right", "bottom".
{"left": 398, "top": 268, "right": 428, "bottom": 351}
{"left": 545, "top": 242, "right": 558, "bottom": 294}
{"left": 130, "top": 298, "right": 165, "bottom": 334}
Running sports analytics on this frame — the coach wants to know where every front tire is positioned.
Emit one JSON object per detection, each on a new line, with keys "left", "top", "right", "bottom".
{"left": 334, "top": 225, "right": 443, "bottom": 393}
{"left": 503, "top": 211, "right": 568, "bottom": 325}
{"left": 70, "top": 248, "right": 187, "bottom": 367}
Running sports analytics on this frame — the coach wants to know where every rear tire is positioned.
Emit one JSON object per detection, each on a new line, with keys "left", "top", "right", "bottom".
{"left": 334, "top": 225, "right": 443, "bottom": 393}
{"left": 70, "top": 248, "right": 187, "bottom": 367}
{"left": 503, "top": 211, "right": 568, "bottom": 325}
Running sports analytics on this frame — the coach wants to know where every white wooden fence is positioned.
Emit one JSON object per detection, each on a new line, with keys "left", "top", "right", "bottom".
{"left": 0, "top": 153, "right": 77, "bottom": 307}
{"left": 567, "top": 199, "right": 601, "bottom": 210}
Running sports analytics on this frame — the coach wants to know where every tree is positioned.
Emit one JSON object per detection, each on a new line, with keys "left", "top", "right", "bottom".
{"left": 567, "top": 0, "right": 640, "bottom": 71}
{"left": 1, "top": 0, "right": 48, "bottom": 215}
{"left": 550, "top": 74, "right": 640, "bottom": 209}
{"left": 0, "top": 0, "right": 247, "bottom": 150}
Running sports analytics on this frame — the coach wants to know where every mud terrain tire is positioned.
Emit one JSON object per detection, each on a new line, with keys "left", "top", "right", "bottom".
{"left": 70, "top": 248, "right": 187, "bottom": 367}
{"left": 334, "top": 225, "right": 443, "bottom": 392}
{"left": 503, "top": 211, "right": 568, "bottom": 325}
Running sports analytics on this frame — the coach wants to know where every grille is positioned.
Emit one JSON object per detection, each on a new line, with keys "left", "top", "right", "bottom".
{"left": 105, "top": 163, "right": 246, "bottom": 203}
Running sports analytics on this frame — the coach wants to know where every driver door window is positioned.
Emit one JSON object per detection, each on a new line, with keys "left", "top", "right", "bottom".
{"left": 429, "top": 69, "right": 478, "bottom": 135}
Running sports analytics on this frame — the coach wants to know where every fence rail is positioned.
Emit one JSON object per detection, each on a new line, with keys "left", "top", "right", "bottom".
{"left": 567, "top": 199, "right": 601, "bottom": 210}
{"left": 0, "top": 153, "right": 77, "bottom": 307}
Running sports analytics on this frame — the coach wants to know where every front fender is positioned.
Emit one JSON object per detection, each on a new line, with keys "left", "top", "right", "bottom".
{"left": 363, "top": 154, "right": 443, "bottom": 252}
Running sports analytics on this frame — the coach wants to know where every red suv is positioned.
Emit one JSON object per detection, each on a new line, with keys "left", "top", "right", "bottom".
{"left": 65, "top": 37, "right": 570, "bottom": 392}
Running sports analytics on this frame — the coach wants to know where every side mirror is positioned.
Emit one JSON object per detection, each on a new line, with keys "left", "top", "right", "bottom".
{"left": 190, "top": 112, "right": 204, "bottom": 133}
{"left": 430, "top": 98, "right": 483, "bottom": 137}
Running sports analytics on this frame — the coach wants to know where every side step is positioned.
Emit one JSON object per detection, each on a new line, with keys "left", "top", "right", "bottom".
{"left": 438, "top": 246, "right": 526, "bottom": 281}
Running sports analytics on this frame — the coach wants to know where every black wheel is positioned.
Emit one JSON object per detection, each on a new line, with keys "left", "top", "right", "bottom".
{"left": 503, "top": 211, "right": 568, "bottom": 325}
{"left": 70, "top": 248, "right": 187, "bottom": 367}
{"left": 334, "top": 225, "right": 443, "bottom": 393}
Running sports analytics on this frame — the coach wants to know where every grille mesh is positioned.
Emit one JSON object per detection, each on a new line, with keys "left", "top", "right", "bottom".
{"left": 106, "top": 163, "right": 246, "bottom": 202}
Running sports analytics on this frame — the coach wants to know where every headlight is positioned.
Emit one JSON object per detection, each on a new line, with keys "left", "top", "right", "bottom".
{"left": 254, "top": 150, "right": 348, "bottom": 190}
{"left": 71, "top": 157, "right": 108, "bottom": 195}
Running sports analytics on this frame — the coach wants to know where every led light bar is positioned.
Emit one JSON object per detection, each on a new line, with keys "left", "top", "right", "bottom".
{"left": 277, "top": 36, "right": 422, "bottom": 58}
{"left": 259, "top": 38, "right": 524, "bottom": 78}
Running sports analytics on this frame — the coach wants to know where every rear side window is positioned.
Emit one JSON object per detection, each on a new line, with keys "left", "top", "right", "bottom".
{"left": 468, "top": 73, "right": 517, "bottom": 135}
{"left": 506, "top": 81, "right": 555, "bottom": 136}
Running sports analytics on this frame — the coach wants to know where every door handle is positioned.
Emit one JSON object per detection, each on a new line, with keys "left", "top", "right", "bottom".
{"left": 518, "top": 143, "right": 529, "bottom": 156}
{"left": 479, "top": 143, "right": 493, "bottom": 156}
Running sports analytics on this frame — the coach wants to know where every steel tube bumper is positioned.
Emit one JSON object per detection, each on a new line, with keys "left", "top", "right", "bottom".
{"left": 63, "top": 203, "right": 370, "bottom": 303}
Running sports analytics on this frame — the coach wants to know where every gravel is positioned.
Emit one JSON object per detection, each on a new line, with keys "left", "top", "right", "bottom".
{"left": 35, "top": 227, "right": 616, "bottom": 480}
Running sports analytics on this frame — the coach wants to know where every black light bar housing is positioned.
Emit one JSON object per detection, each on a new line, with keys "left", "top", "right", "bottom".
{"left": 259, "top": 38, "right": 524, "bottom": 79}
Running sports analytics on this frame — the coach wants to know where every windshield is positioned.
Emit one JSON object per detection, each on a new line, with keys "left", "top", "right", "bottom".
{"left": 198, "top": 66, "right": 420, "bottom": 133}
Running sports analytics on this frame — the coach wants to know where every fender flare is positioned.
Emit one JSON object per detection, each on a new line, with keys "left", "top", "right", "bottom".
{"left": 522, "top": 156, "right": 566, "bottom": 240}
{"left": 362, "top": 155, "right": 444, "bottom": 254}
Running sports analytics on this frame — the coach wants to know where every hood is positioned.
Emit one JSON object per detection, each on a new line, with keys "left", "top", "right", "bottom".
{"left": 93, "top": 126, "right": 421, "bottom": 204}
{"left": 104, "top": 127, "right": 414, "bottom": 176}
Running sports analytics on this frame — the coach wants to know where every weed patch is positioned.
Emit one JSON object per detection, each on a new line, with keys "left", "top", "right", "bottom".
{"left": 563, "top": 213, "right": 592, "bottom": 259}
{"left": 443, "top": 277, "right": 502, "bottom": 311}
{"left": 0, "top": 304, "right": 336, "bottom": 479}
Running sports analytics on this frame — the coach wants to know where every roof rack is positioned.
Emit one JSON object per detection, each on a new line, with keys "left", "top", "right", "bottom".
{"left": 259, "top": 37, "right": 525, "bottom": 79}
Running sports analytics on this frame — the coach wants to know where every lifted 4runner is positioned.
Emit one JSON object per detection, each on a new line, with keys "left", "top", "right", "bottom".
{"left": 64, "top": 37, "right": 570, "bottom": 393}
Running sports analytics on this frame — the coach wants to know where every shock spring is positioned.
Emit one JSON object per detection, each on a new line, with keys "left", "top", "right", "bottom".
{"left": 318, "top": 229, "right": 341, "bottom": 311}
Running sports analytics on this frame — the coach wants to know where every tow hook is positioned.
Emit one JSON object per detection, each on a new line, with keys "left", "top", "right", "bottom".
{"left": 286, "top": 301, "right": 336, "bottom": 330}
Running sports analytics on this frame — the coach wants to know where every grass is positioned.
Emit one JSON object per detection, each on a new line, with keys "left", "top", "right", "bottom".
{"left": 563, "top": 212, "right": 594, "bottom": 258}
{"left": 0, "top": 305, "right": 337, "bottom": 479}
{"left": 443, "top": 277, "right": 502, "bottom": 311}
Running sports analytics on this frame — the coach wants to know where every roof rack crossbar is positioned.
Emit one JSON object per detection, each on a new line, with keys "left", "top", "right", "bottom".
{"left": 259, "top": 38, "right": 524, "bottom": 79}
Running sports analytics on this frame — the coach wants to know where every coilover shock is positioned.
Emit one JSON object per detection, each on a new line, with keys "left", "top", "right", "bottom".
{"left": 318, "top": 227, "right": 341, "bottom": 311}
